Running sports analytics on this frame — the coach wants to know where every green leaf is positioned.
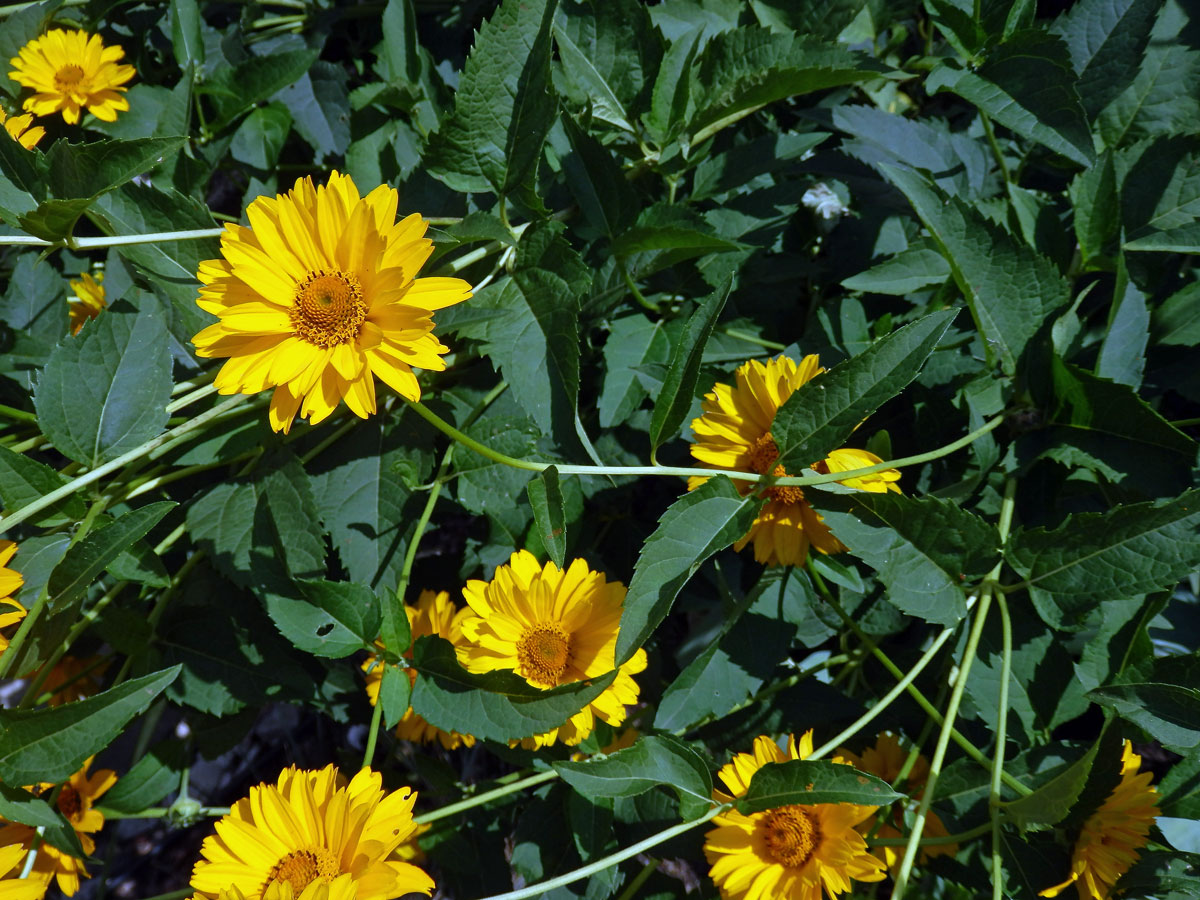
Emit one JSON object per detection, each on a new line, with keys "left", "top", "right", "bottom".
{"left": 1124, "top": 222, "right": 1200, "bottom": 252}
{"left": 0, "top": 253, "right": 66, "bottom": 349}
{"left": 45, "top": 137, "right": 189, "bottom": 203}
{"left": 613, "top": 203, "right": 742, "bottom": 276}
{"left": 555, "top": 736, "right": 714, "bottom": 820}
{"left": 409, "top": 635, "right": 616, "bottom": 743}
{"left": 527, "top": 466, "right": 566, "bottom": 568}
{"left": 1097, "top": 44, "right": 1200, "bottom": 147}
{"left": 101, "top": 740, "right": 186, "bottom": 814}
{"left": 1089, "top": 683, "right": 1200, "bottom": 754}
{"left": 0, "top": 667, "right": 180, "bottom": 784}
{"left": 0, "top": 0, "right": 63, "bottom": 98}
{"left": 561, "top": 115, "right": 639, "bottom": 241}
{"left": 378, "top": 663, "right": 413, "bottom": 730}
{"left": 772, "top": 310, "right": 956, "bottom": 474}
{"left": 169, "top": 0, "right": 205, "bottom": 70}
{"left": 1070, "top": 151, "right": 1119, "bottom": 266}
{"left": 230, "top": 103, "right": 292, "bottom": 170}
{"left": 555, "top": 0, "right": 661, "bottom": 124}
{"left": 735, "top": 760, "right": 905, "bottom": 814}
{"left": 806, "top": 492, "right": 998, "bottom": 626}
{"left": 841, "top": 244, "right": 951, "bottom": 295}
{"left": 379, "top": 587, "right": 412, "bottom": 659}
{"left": 1009, "top": 490, "right": 1200, "bottom": 630}
{"left": 266, "top": 580, "right": 381, "bottom": 659}
{"left": 276, "top": 64, "right": 351, "bottom": 160}
{"left": 378, "top": 0, "right": 421, "bottom": 85}
{"left": 614, "top": 475, "right": 762, "bottom": 665}
{"left": 0, "top": 446, "right": 87, "bottom": 528}
{"left": 645, "top": 27, "right": 701, "bottom": 144}
{"left": 426, "top": 0, "right": 558, "bottom": 196}
{"left": 554, "top": 24, "right": 634, "bottom": 133}
{"left": 1050, "top": 0, "right": 1161, "bottom": 118}
{"left": 35, "top": 298, "right": 172, "bottom": 467}
{"left": 648, "top": 277, "right": 731, "bottom": 453}
{"left": 0, "top": 783, "right": 62, "bottom": 829}
{"left": 1095, "top": 281, "right": 1149, "bottom": 388}
{"left": 1153, "top": 282, "right": 1200, "bottom": 346}
{"left": 598, "top": 314, "right": 672, "bottom": 428}
{"left": 205, "top": 49, "right": 320, "bottom": 128}
{"left": 882, "top": 165, "right": 1071, "bottom": 375}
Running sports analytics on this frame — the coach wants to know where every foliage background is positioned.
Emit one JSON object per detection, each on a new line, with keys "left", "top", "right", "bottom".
{"left": 1, "top": 0, "right": 1199, "bottom": 898}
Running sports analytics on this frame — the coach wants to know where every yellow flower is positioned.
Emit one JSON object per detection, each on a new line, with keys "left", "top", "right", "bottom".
{"left": 8, "top": 29, "right": 135, "bottom": 125}
{"left": 191, "top": 171, "right": 471, "bottom": 433}
{"left": 457, "top": 550, "right": 648, "bottom": 749}
{"left": 0, "top": 844, "right": 46, "bottom": 900}
{"left": 68, "top": 273, "right": 106, "bottom": 335}
{"left": 837, "top": 732, "right": 956, "bottom": 872}
{"left": 0, "top": 757, "right": 117, "bottom": 896}
{"left": 689, "top": 355, "right": 900, "bottom": 568}
{"left": 217, "top": 873, "right": 357, "bottom": 900}
{"left": 704, "top": 732, "right": 887, "bottom": 900}
{"left": 362, "top": 589, "right": 477, "bottom": 750}
{"left": 0, "top": 108, "right": 43, "bottom": 150}
{"left": 1040, "top": 741, "right": 1160, "bottom": 900}
{"left": 31, "top": 655, "right": 108, "bottom": 707}
{"left": 0, "top": 541, "right": 27, "bottom": 661}
{"left": 190, "top": 765, "right": 433, "bottom": 900}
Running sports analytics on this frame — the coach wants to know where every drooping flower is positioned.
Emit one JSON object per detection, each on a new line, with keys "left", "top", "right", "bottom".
{"left": 8, "top": 29, "right": 135, "bottom": 125}
{"left": 457, "top": 550, "right": 648, "bottom": 749}
{"left": 362, "top": 589, "right": 477, "bottom": 750}
{"left": 190, "top": 765, "right": 433, "bottom": 900}
{"left": 1040, "top": 741, "right": 1160, "bottom": 900}
{"left": 0, "top": 108, "right": 43, "bottom": 150}
{"left": 689, "top": 355, "right": 900, "bottom": 567}
{"left": 191, "top": 171, "right": 472, "bottom": 433}
{"left": 68, "top": 273, "right": 106, "bottom": 335}
{"left": 0, "top": 757, "right": 117, "bottom": 896}
{"left": 0, "top": 844, "right": 46, "bottom": 900}
{"left": 0, "top": 541, "right": 27, "bottom": 661}
{"left": 838, "top": 732, "right": 956, "bottom": 872}
{"left": 704, "top": 732, "right": 887, "bottom": 900}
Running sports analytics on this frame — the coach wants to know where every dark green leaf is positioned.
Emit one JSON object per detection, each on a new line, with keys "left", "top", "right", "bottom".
{"left": 378, "top": 662, "right": 413, "bottom": 730}
{"left": 205, "top": 50, "right": 319, "bottom": 128}
{"left": 1153, "top": 281, "right": 1200, "bottom": 346}
{"left": 527, "top": 466, "right": 566, "bottom": 568}
{"left": 101, "top": 740, "right": 186, "bottom": 814}
{"left": 1095, "top": 281, "right": 1149, "bottom": 388}
{"left": 0, "top": 446, "right": 87, "bottom": 529}
{"left": 1098, "top": 43, "right": 1200, "bottom": 147}
{"left": 598, "top": 314, "right": 672, "bottom": 428}
{"left": 1001, "top": 738, "right": 1103, "bottom": 831}
{"left": 1089, "top": 683, "right": 1200, "bottom": 753}
{"left": 266, "top": 580, "right": 381, "bottom": 659}
{"left": 645, "top": 27, "right": 701, "bottom": 144}
{"left": 841, "top": 245, "right": 951, "bottom": 295}
{"left": 555, "top": 736, "right": 713, "bottom": 819}
{"left": 1070, "top": 151, "right": 1119, "bottom": 265}
{"left": 0, "top": 783, "right": 62, "bottom": 829}
{"left": 736, "top": 760, "right": 905, "bottom": 814}
{"left": 169, "top": 0, "right": 205, "bottom": 70}
{"left": 45, "top": 137, "right": 188, "bottom": 201}
{"left": 1050, "top": 0, "right": 1161, "bottom": 117}
{"left": 230, "top": 104, "right": 291, "bottom": 170}
{"left": 561, "top": 115, "right": 639, "bottom": 240}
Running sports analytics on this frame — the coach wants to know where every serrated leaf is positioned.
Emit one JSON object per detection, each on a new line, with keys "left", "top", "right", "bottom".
{"left": 45, "top": 137, "right": 188, "bottom": 202}
{"left": 0, "top": 446, "right": 87, "bottom": 529}
{"left": 645, "top": 27, "right": 701, "bottom": 144}
{"left": 0, "top": 783, "right": 62, "bottom": 829}
{"left": 736, "top": 760, "right": 905, "bottom": 814}
{"left": 561, "top": 115, "right": 638, "bottom": 240}
{"left": 1124, "top": 222, "right": 1200, "bottom": 252}
{"left": 1089, "top": 683, "right": 1200, "bottom": 753}
{"left": 169, "top": 0, "right": 205, "bottom": 69}
{"left": 527, "top": 466, "right": 566, "bottom": 568}
{"left": 772, "top": 310, "right": 956, "bottom": 474}
{"left": 205, "top": 49, "right": 319, "bottom": 128}
{"left": 101, "top": 740, "right": 186, "bottom": 814}
{"left": 1098, "top": 43, "right": 1200, "bottom": 147}
{"left": 1096, "top": 281, "right": 1149, "bottom": 388}
{"left": 266, "top": 580, "right": 381, "bottom": 659}
{"left": 841, "top": 245, "right": 951, "bottom": 295}
{"left": 1153, "top": 282, "right": 1200, "bottom": 346}
{"left": 615, "top": 475, "right": 762, "bottom": 664}
{"left": 1050, "top": 0, "right": 1160, "bottom": 118}
{"left": 1001, "top": 738, "right": 1103, "bottom": 831}
{"left": 598, "top": 314, "right": 671, "bottom": 428}
{"left": 1070, "top": 151, "right": 1119, "bottom": 265}
{"left": 0, "top": 667, "right": 179, "bottom": 784}
{"left": 554, "top": 24, "right": 634, "bottom": 133}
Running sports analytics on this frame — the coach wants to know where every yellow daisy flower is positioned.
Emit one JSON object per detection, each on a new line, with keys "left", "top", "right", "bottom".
{"left": 0, "top": 844, "right": 46, "bottom": 900}
{"left": 0, "top": 756, "right": 117, "bottom": 896}
{"left": 0, "top": 541, "right": 27, "bottom": 661}
{"left": 218, "top": 873, "right": 357, "bottom": 900}
{"left": 838, "top": 732, "right": 956, "bottom": 872}
{"left": 362, "top": 589, "right": 477, "bottom": 750}
{"left": 1040, "top": 741, "right": 1160, "bottom": 900}
{"left": 457, "top": 550, "right": 648, "bottom": 749}
{"left": 8, "top": 29, "right": 135, "bottom": 125}
{"left": 191, "top": 171, "right": 472, "bottom": 433}
{"left": 68, "top": 273, "right": 106, "bottom": 335}
{"left": 31, "top": 655, "right": 108, "bottom": 707}
{"left": 0, "top": 108, "right": 44, "bottom": 150}
{"left": 190, "top": 765, "right": 433, "bottom": 900}
{"left": 704, "top": 732, "right": 887, "bottom": 900}
{"left": 689, "top": 355, "right": 901, "bottom": 568}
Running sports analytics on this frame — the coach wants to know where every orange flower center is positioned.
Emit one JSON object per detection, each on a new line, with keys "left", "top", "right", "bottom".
{"left": 290, "top": 269, "right": 367, "bottom": 348}
{"left": 516, "top": 623, "right": 572, "bottom": 686}
{"left": 760, "top": 805, "right": 821, "bottom": 868}
{"left": 57, "top": 785, "right": 82, "bottom": 819}
{"left": 746, "top": 434, "right": 805, "bottom": 505}
{"left": 54, "top": 64, "right": 86, "bottom": 91}
{"left": 265, "top": 848, "right": 338, "bottom": 895}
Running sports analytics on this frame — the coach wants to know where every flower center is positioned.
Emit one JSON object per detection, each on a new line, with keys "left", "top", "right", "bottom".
{"left": 746, "top": 434, "right": 805, "bottom": 505}
{"left": 760, "top": 805, "right": 821, "bottom": 868}
{"left": 516, "top": 623, "right": 572, "bottom": 686}
{"left": 265, "top": 848, "right": 338, "bottom": 895}
{"left": 290, "top": 269, "right": 367, "bottom": 348}
{"left": 57, "top": 785, "right": 82, "bottom": 819}
{"left": 54, "top": 64, "right": 86, "bottom": 91}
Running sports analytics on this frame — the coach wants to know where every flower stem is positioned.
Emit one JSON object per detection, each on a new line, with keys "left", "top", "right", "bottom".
{"left": 991, "top": 588, "right": 1014, "bottom": 899}
{"left": 360, "top": 693, "right": 386, "bottom": 770}
{"left": 613, "top": 858, "right": 660, "bottom": 900}
{"left": 0, "top": 229, "right": 224, "bottom": 249}
{"left": 723, "top": 329, "right": 786, "bottom": 351}
{"left": 415, "top": 769, "right": 559, "bottom": 824}
{"left": 0, "top": 403, "right": 38, "bottom": 424}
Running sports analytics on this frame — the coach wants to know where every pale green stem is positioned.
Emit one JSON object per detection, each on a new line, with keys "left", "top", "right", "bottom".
{"left": 170, "top": 370, "right": 218, "bottom": 397}
{"left": 0, "top": 403, "right": 37, "bottom": 424}
{"left": 723, "top": 329, "right": 787, "bottom": 351}
{"left": 164, "top": 382, "right": 219, "bottom": 415}
{"left": 415, "top": 770, "right": 559, "bottom": 824}
{"left": 360, "top": 695, "right": 386, "bottom": 770}
{"left": 0, "top": 0, "right": 87, "bottom": 16}
{"left": 0, "top": 394, "right": 247, "bottom": 535}
{"left": 613, "top": 859, "right": 659, "bottom": 900}
{"left": 407, "top": 401, "right": 1005, "bottom": 487}
{"left": 980, "top": 114, "right": 1011, "bottom": 185}
{"left": 991, "top": 589, "right": 1014, "bottom": 900}
{"left": 474, "top": 805, "right": 726, "bottom": 900}
{"left": 808, "top": 625, "right": 956, "bottom": 760}
{"left": 98, "top": 807, "right": 228, "bottom": 820}
{"left": 0, "top": 229, "right": 224, "bottom": 249}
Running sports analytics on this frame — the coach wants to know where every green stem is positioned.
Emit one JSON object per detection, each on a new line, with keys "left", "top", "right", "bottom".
{"left": 164, "top": 382, "right": 219, "bottom": 415}
{"left": 991, "top": 583, "right": 1015, "bottom": 898}
{"left": 360, "top": 694, "right": 386, "bottom": 770}
{"left": 723, "top": 329, "right": 786, "bottom": 351}
{"left": 0, "top": 229, "right": 225, "bottom": 249}
{"left": 613, "top": 858, "right": 659, "bottom": 900}
{"left": 980, "top": 114, "right": 1011, "bottom": 185}
{"left": 98, "top": 807, "right": 228, "bottom": 820}
{"left": 415, "top": 769, "right": 559, "bottom": 824}
{"left": 0, "top": 394, "right": 248, "bottom": 534}
{"left": 1168, "top": 416, "right": 1200, "bottom": 427}
{"left": 619, "top": 259, "right": 659, "bottom": 313}
{"left": 474, "top": 805, "right": 726, "bottom": 900}
{"left": 0, "top": 403, "right": 37, "bottom": 424}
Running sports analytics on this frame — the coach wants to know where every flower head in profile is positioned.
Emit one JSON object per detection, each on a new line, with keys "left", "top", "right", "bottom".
{"left": 0, "top": 844, "right": 46, "bottom": 900}
{"left": 690, "top": 355, "right": 900, "bottom": 567}
{"left": 0, "top": 541, "right": 27, "bottom": 660}
{"left": 192, "top": 171, "right": 471, "bottom": 433}
{"left": 0, "top": 107, "right": 44, "bottom": 150}
{"left": 67, "top": 272, "right": 107, "bottom": 335}
{"left": 704, "top": 732, "right": 887, "bottom": 900}
{"left": 9, "top": 30, "right": 134, "bottom": 124}
{"left": 838, "top": 732, "right": 956, "bottom": 872}
{"left": 1040, "top": 741, "right": 1160, "bottom": 900}
{"left": 457, "top": 550, "right": 648, "bottom": 748}
{"left": 0, "top": 756, "right": 117, "bottom": 896}
{"left": 362, "top": 589, "right": 477, "bottom": 750}
{"left": 190, "top": 765, "right": 433, "bottom": 900}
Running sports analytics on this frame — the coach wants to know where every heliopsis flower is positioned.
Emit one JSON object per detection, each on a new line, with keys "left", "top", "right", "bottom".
{"left": 690, "top": 355, "right": 901, "bottom": 568}
{"left": 191, "top": 171, "right": 472, "bottom": 433}
{"left": 218, "top": 873, "right": 357, "bottom": 900}
{"left": 704, "top": 732, "right": 887, "bottom": 900}
{"left": 31, "top": 655, "right": 108, "bottom": 707}
{"left": 190, "top": 765, "right": 433, "bottom": 900}
{"left": 0, "top": 757, "right": 117, "bottom": 896}
{"left": 1040, "top": 741, "right": 1160, "bottom": 900}
{"left": 9, "top": 30, "right": 134, "bottom": 125}
{"left": 838, "top": 732, "right": 956, "bottom": 872}
{"left": 68, "top": 273, "right": 106, "bottom": 335}
{"left": 0, "top": 108, "right": 43, "bottom": 150}
{"left": 0, "top": 541, "right": 27, "bottom": 660}
{"left": 457, "top": 550, "right": 648, "bottom": 749}
{"left": 362, "top": 589, "right": 477, "bottom": 750}
{"left": 0, "top": 844, "right": 46, "bottom": 900}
